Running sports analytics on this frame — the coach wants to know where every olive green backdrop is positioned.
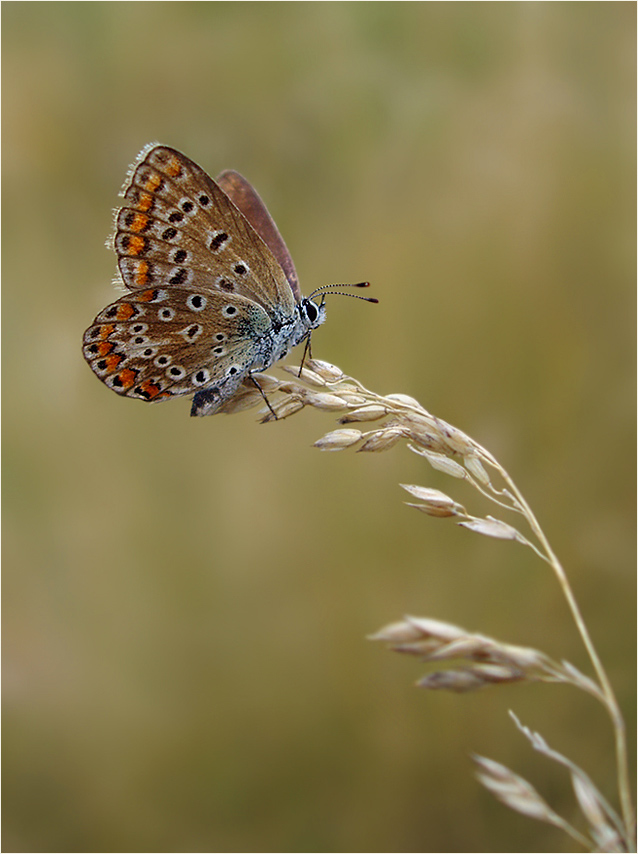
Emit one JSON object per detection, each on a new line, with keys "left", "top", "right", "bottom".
{"left": 3, "top": 3, "right": 635, "bottom": 852}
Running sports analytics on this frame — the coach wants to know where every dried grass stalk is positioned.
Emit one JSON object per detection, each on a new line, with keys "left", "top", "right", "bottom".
{"left": 238, "top": 361, "right": 634, "bottom": 852}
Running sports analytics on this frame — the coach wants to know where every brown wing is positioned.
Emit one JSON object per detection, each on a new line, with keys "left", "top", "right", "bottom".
{"left": 112, "top": 144, "right": 296, "bottom": 318}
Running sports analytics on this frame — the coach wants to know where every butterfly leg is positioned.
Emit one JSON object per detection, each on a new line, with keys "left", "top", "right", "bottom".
{"left": 248, "top": 373, "right": 278, "bottom": 420}
{"left": 297, "top": 334, "right": 313, "bottom": 377}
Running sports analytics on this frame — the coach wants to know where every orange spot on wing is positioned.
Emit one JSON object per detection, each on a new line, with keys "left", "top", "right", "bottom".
{"left": 126, "top": 235, "right": 146, "bottom": 256}
{"left": 104, "top": 353, "right": 124, "bottom": 372}
{"left": 144, "top": 173, "right": 162, "bottom": 193}
{"left": 138, "top": 380, "right": 163, "bottom": 399}
{"left": 130, "top": 213, "right": 149, "bottom": 232}
{"left": 134, "top": 261, "right": 150, "bottom": 286}
{"left": 93, "top": 341, "right": 114, "bottom": 357}
{"left": 116, "top": 369, "right": 137, "bottom": 389}
{"left": 137, "top": 192, "right": 153, "bottom": 212}
{"left": 166, "top": 157, "right": 182, "bottom": 177}
{"left": 114, "top": 303, "right": 136, "bottom": 321}
{"left": 95, "top": 324, "right": 115, "bottom": 340}
{"left": 137, "top": 288, "right": 157, "bottom": 302}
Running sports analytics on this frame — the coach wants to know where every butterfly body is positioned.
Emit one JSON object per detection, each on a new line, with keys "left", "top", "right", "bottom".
{"left": 83, "top": 144, "right": 326, "bottom": 416}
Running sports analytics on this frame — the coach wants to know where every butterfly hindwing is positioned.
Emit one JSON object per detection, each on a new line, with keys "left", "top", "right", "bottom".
{"left": 83, "top": 287, "right": 272, "bottom": 404}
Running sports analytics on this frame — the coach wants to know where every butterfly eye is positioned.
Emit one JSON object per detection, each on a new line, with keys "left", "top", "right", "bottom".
{"left": 303, "top": 300, "right": 319, "bottom": 323}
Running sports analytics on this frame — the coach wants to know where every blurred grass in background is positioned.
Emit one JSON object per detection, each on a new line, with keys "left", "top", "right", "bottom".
{"left": 3, "top": 3, "right": 635, "bottom": 852}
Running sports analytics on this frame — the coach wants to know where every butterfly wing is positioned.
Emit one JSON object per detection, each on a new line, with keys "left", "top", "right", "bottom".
{"left": 83, "top": 286, "right": 273, "bottom": 408}
{"left": 114, "top": 144, "right": 296, "bottom": 319}
{"left": 215, "top": 169, "right": 301, "bottom": 301}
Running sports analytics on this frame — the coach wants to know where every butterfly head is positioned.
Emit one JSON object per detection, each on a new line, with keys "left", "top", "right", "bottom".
{"left": 298, "top": 280, "right": 376, "bottom": 341}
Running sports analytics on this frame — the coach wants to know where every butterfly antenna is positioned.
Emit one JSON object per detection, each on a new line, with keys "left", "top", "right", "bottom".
{"left": 298, "top": 283, "right": 376, "bottom": 377}
{"left": 308, "top": 281, "right": 378, "bottom": 304}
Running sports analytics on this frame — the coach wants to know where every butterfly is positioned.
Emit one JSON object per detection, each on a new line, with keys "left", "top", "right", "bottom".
{"left": 82, "top": 143, "right": 374, "bottom": 417}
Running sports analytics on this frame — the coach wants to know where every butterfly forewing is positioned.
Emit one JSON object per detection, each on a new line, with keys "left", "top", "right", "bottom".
{"left": 115, "top": 145, "right": 295, "bottom": 317}
{"left": 215, "top": 169, "right": 301, "bottom": 301}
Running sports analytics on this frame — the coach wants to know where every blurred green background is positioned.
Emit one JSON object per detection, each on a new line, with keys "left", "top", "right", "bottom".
{"left": 3, "top": 3, "right": 635, "bottom": 852}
